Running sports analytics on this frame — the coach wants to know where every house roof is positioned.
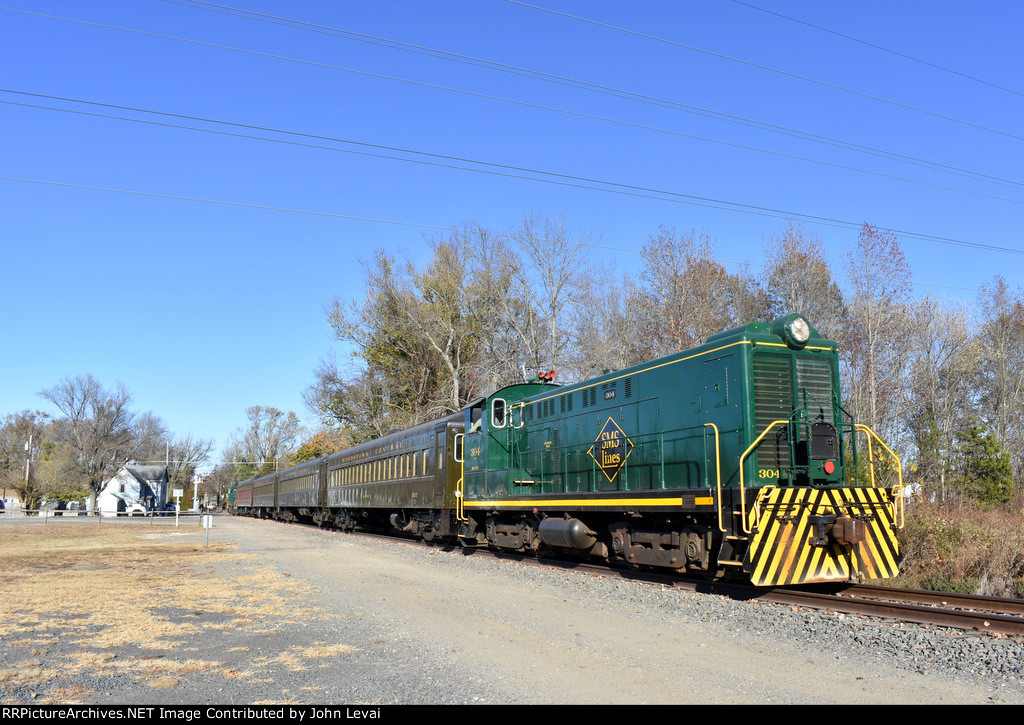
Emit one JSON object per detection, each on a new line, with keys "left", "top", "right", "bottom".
{"left": 124, "top": 466, "right": 168, "bottom": 484}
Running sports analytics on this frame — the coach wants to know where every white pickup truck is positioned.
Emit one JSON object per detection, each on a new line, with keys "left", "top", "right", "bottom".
{"left": 125, "top": 501, "right": 150, "bottom": 516}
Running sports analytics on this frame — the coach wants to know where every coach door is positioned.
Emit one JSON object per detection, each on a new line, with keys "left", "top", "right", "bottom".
{"left": 434, "top": 422, "right": 465, "bottom": 512}
{"left": 451, "top": 423, "right": 466, "bottom": 522}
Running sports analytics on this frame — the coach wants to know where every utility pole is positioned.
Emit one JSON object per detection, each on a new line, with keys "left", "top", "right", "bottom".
{"left": 24, "top": 433, "right": 32, "bottom": 484}
{"left": 15, "top": 433, "right": 32, "bottom": 511}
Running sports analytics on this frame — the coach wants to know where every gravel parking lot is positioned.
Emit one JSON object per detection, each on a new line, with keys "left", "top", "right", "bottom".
{"left": 3, "top": 515, "right": 1023, "bottom": 705}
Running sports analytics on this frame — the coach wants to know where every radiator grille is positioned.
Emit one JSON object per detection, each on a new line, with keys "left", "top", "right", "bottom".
{"left": 753, "top": 354, "right": 793, "bottom": 469}
{"left": 753, "top": 353, "right": 837, "bottom": 472}
{"left": 796, "top": 357, "right": 835, "bottom": 426}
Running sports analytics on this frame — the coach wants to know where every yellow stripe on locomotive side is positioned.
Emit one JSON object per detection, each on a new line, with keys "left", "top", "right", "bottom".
{"left": 744, "top": 487, "right": 901, "bottom": 586}
{"left": 465, "top": 497, "right": 688, "bottom": 509}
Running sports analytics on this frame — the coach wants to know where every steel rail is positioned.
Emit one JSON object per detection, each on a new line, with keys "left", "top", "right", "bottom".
{"left": 758, "top": 586, "right": 1024, "bottom": 636}
{"left": 846, "top": 583, "right": 1024, "bottom": 615}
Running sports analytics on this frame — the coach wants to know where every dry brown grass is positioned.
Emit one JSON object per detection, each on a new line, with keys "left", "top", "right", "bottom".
{"left": 0, "top": 523, "right": 358, "bottom": 704}
{"left": 896, "top": 502, "right": 1024, "bottom": 597}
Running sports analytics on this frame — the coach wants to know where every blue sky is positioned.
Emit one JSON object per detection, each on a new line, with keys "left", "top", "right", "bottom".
{"left": 2, "top": 1, "right": 1022, "bottom": 466}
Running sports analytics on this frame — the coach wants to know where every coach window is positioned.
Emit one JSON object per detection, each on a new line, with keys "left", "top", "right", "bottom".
{"left": 491, "top": 398, "right": 507, "bottom": 429}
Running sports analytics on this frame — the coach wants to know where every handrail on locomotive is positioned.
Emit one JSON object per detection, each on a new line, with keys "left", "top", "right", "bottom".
{"left": 740, "top": 416, "right": 905, "bottom": 533}
{"left": 854, "top": 423, "right": 905, "bottom": 528}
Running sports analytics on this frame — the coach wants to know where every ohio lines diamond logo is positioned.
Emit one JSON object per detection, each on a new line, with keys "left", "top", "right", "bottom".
{"left": 587, "top": 417, "right": 635, "bottom": 483}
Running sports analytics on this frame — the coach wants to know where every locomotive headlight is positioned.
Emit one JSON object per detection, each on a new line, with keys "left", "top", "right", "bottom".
{"left": 770, "top": 313, "right": 815, "bottom": 348}
{"left": 789, "top": 316, "right": 810, "bottom": 344}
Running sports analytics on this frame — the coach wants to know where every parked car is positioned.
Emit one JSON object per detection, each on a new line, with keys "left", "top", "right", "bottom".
{"left": 40, "top": 500, "right": 67, "bottom": 516}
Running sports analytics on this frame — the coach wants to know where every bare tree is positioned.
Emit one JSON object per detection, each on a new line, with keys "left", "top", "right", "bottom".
{"left": 167, "top": 433, "right": 215, "bottom": 491}
{"left": 202, "top": 462, "right": 239, "bottom": 508}
{"left": 39, "top": 375, "right": 136, "bottom": 512}
{"left": 408, "top": 237, "right": 488, "bottom": 416}
{"left": 568, "top": 273, "right": 637, "bottom": 378}
{"left": 763, "top": 220, "right": 847, "bottom": 338}
{"left": 324, "top": 228, "right": 508, "bottom": 429}
{"left": 505, "top": 213, "right": 595, "bottom": 378}
{"left": 975, "top": 276, "right": 1024, "bottom": 478}
{"left": 0, "top": 410, "right": 52, "bottom": 510}
{"left": 462, "top": 225, "right": 528, "bottom": 389}
{"left": 630, "top": 226, "right": 755, "bottom": 359}
{"left": 232, "top": 405, "right": 303, "bottom": 475}
{"left": 304, "top": 351, "right": 392, "bottom": 442}
{"left": 326, "top": 248, "right": 454, "bottom": 429}
{"left": 842, "top": 225, "right": 915, "bottom": 444}
{"left": 905, "top": 297, "right": 978, "bottom": 502}
{"left": 129, "top": 411, "right": 171, "bottom": 466}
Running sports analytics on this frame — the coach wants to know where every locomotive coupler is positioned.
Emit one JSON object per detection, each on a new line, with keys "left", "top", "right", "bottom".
{"left": 808, "top": 515, "right": 867, "bottom": 547}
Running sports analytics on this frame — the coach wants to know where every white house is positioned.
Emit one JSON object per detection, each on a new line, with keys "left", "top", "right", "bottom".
{"left": 97, "top": 465, "right": 169, "bottom": 516}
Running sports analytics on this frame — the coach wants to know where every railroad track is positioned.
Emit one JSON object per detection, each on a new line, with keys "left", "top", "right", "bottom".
{"left": 465, "top": 545, "right": 1024, "bottom": 636}
{"left": 791, "top": 583, "right": 1024, "bottom": 637}
{"left": 655, "top": 577, "right": 1024, "bottom": 637}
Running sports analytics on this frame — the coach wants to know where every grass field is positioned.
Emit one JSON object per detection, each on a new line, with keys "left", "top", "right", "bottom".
{"left": 0, "top": 522, "right": 352, "bottom": 704}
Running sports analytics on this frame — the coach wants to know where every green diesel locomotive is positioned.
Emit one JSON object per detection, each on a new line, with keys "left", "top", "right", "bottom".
{"left": 232, "top": 314, "right": 904, "bottom": 586}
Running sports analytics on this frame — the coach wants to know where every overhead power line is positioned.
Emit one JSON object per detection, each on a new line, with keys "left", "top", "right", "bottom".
{"left": 3, "top": 174, "right": 1022, "bottom": 260}
{"left": 7, "top": 4, "right": 1023, "bottom": 194}
{"left": 6, "top": 88, "right": 1024, "bottom": 212}
{"left": 727, "top": 0, "right": 1024, "bottom": 98}
{"left": 5, "top": 93, "right": 1024, "bottom": 251}
{"left": 0, "top": 173, "right": 999, "bottom": 296}
{"left": 508, "top": 0, "right": 1024, "bottom": 143}
{"left": 0, "top": 175, "right": 645, "bottom": 254}
{"left": 165, "top": 1, "right": 1024, "bottom": 192}
{"left": 3, "top": 7, "right": 1022, "bottom": 261}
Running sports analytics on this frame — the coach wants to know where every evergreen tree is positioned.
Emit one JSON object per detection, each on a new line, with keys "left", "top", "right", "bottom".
{"left": 952, "top": 417, "right": 1013, "bottom": 505}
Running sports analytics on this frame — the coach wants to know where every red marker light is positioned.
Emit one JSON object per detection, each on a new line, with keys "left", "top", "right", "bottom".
{"left": 824, "top": 461, "right": 835, "bottom": 474}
